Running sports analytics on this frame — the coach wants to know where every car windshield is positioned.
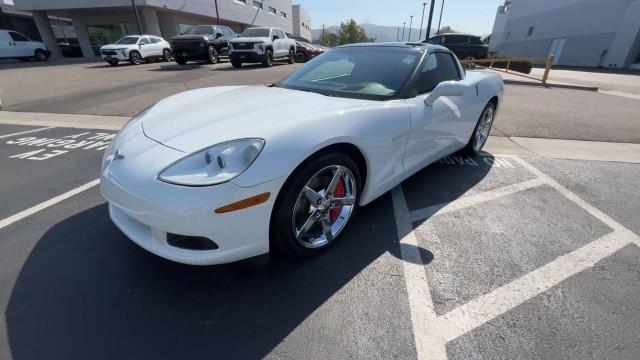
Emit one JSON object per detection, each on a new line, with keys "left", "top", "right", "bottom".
{"left": 276, "top": 46, "right": 422, "bottom": 100}
{"left": 182, "top": 26, "right": 212, "bottom": 35}
{"left": 115, "top": 36, "right": 139, "bottom": 44}
{"left": 241, "top": 28, "right": 270, "bottom": 37}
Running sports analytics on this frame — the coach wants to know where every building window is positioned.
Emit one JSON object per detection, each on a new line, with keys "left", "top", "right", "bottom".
{"left": 280, "top": 11, "right": 287, "bottom": 18}
{"left": 269, "top": 6, "right": 276, "bottom": 15}
{"left": 527, "top": 27, "right": 534, "bottom": 36}
{"left": 253, "top": 0, "right": 263, "bottom": 9}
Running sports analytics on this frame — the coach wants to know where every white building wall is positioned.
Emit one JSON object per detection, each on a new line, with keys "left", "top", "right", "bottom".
{"left": 489, "top": 0, "right": 640, "bottom": 68}
{"left": 292, "top": 4, "right": 311, "bottom": 41}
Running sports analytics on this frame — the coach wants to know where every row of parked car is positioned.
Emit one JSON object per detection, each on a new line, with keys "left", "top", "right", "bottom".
{"left": 98, "top": 25, "right": 327, "bottom": 68}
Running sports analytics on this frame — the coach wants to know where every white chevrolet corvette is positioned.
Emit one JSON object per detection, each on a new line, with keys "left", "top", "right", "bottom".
{"left": 101, "top": 42, "right": 503, "bottom": 265}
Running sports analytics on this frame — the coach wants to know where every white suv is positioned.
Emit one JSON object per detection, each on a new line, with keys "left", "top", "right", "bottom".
{"left": 0, "top": 29, "right": 50, "bottom": 61}
{"left": 229, "top": 27, "right": 296, "bottom": 68}
{"left": 99, "top": 35, "right": 172, "bottom": 66}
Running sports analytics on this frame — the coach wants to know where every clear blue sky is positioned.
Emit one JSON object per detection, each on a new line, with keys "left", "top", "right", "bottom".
{"left": 295, "top": 0, "right": 502, "bottom": 35}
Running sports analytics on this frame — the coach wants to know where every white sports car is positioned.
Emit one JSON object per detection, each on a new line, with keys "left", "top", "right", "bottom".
{"left": 101, "top": 42, "right": 503, "bottom": 265}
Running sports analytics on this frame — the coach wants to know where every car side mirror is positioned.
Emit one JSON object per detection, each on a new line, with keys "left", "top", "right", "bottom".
{"left": 215, "top": 33, "right": 223, "bottom": 39}
{"left": 272, "top": 35, "right": 279, "bottom": 41}
{"left": 424, "top": 81, "right": 467, "bottom": 106}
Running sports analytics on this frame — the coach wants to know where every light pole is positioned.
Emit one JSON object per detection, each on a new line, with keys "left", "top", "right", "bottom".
{"left": 214, "top": 0, "right": 220, "bottom": 25}
{"left": 322, "top": 24, "right": 325, "bottom": 45}
{"left": 408, "top": 15, "right": 414, "bottom": 42}
{"left": 131, "top": 0, "right": 143, "bottom": 34}
{"left": 401, "top": 22, "right": 406, "bottom": 41}
{"left": 437, "top": 0, "right": 445, "bottom": 35}
{"left": 425, "top": 0, "right": 436, "bottom": 40}
{"left": 419, "top": 2, "right": 427, "bottom": 40}
{"left": 396, "top": 27, "right": 400, "bottom": 41}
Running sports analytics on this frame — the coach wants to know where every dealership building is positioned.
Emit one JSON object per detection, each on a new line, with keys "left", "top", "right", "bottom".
{"left": 489, "top": 0, "right": 640, "bottom": 69}
{"left": 9, "top": 0, "right": 311, "bottom": 58}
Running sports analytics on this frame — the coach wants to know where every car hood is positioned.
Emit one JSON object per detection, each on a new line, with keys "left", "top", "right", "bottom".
{"left": 141, "top": 86, "right": 374, "bottom": 153}
{"left": 231, "top": 37, "right": 270, "bottom": 43}
{"left": 101, "top": 44, "right": 133, "bottom": 50}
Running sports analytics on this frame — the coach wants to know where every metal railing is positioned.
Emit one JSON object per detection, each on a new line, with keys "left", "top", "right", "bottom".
{"left": 461, "top": 55, "right": 555, "bottom": 85}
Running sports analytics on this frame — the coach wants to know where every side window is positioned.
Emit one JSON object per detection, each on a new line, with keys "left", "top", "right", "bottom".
{"left": 445, "top": 35, "right": 468, "bottom": 45}
{"left": 427, "top": 36, "right": 440, "bottom": 45}
{"left": 413, "top": 52, "right": 460, "bottom": 95}
{"left": 9, "top": 32, "right": 30, "bottom": 42}
{"left": 139, "top": 37, "right": 150, "bottom": 45}
{"left": 150, "top": 37, "right": 161, "bottom": 44}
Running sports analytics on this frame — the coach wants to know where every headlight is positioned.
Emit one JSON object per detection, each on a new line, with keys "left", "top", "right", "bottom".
{"left": 258, "top": 44, "right": 264, "bottom": 52}
{"left": 158, "top": 139, "right": 265, "bottom": 186}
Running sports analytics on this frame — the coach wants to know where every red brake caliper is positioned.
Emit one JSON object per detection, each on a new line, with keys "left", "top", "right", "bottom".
{"left": 330, "top": 179, "right": 345, "bottom": 223}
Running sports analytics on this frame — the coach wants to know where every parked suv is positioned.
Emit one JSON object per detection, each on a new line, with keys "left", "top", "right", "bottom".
{"left": 100, "top": 35, "right": 171, "bottom": 66}
{"left": 229, "top": 27, "right": 295, "bottom": 68}
{"left": 425, "top": 33, "right": 488, "bottom": 60}
{"left": 171, "top": 25, "right": 236, "bottom": 65}
{"left": 0, "top": 29, "right": 50, "bottom": 61}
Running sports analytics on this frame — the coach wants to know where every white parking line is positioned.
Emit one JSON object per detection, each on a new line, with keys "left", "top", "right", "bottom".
{"left": 0, "top": 126, "right": 53, "bottom": 139}
{"left": 409, "top": 177, "right": 546, "bottom": 222}
{"left": 392, "top": 186, "right": 447, "bottom": 360}
{"left": 395, "top": 155, "right": 640, "bottom": 360}
{"left": 0, "top": 179, "right": 100, "bottom": 230}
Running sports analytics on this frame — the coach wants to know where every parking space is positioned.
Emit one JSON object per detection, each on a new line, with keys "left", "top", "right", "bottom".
{"left": 0, "top": 123, "right": 637, "bottom": 359}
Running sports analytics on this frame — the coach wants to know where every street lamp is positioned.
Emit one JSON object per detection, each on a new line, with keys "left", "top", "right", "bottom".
{"left": 408, "top": 15, "right": 414, "bottom": 42}
{"left": 425, "top": 0, "right": 436, "bottom": 40}
{"left": 214, "top": 0, "right": 221, "bottom": 25}
{"left": 401, "top": 22, "right": 406, "bottom": 41}
{"left": 419, "top": 2, "right": 427, "bottom": 40}
{"left": 437, "top": 0, "right": 445, "bottom": 35}
{"left": 131, "top": 0, "right": 143, "bottom": 34}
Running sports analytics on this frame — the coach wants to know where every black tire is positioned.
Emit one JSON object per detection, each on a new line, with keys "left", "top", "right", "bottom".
{"left": 263, "top": 48, "right": 273, "bottom": 67}
{"left": 162, "top": 49, "right": 172, "bottom": 62}
{"left": 34, "top": 49, "right": 48, "bottom": 61}
{"left": 270, "top": 152, "right": 362, "bottom": 258}
{"left": 107, "top": 59, "right": 119, "bottom": 66}
{"left": 287, "top": 48, "right": 295, "bottom": 64}
{"left": 175, "top": 57, "right": 187, "bottom": 65}
{"left": 231, "top": 59, "right": 242, "bottom": 68}
{"left": 129, "top": 51, "right": 142, "bottom": 65}
{"left": 295, "top": 51, "right": 306, "bottom": 63}
{"left": 206, "top": 45, "right": 219, "bottom": 64}
{"left": 463, "top": 102, "right": 496, "bottom": 156}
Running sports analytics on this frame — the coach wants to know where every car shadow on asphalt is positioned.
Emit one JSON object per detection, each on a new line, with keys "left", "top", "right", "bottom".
{"left": 5, "top": 154, "right": 493, "bottom": 359}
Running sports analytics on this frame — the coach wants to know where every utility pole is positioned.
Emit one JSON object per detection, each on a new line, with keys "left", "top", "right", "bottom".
{"left": 408, "top": 15, "right": 413, "bottom": 42}
{"left": 131, "top": 0, "right": 143, "bottom": 34}
{"left": 437, "top": 0, "right": 445, "bottom": 35}
{"left": 401, "top": 22, "right": 406, "bottom": 42}
{"left": 419, "top": 2, "right": 427, "bottom": 40}
{"left": 322, "top": 24, "right": 325, "bottom": 45}
{"left": 214, "top": 0, "right": 221, "bottom": 25}
{"left": 396, "top": 27, "right": 400, "bottom": 41}
{"left": 425, "top": 0, "right": 436, "bottom": 40}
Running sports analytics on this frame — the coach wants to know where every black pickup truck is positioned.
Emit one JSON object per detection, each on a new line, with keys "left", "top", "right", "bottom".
{"left": 170, "top": 25, "right": 237, "bottom": 65}
{"left": 425, "top": 33, "right": 489, "bottom": 60}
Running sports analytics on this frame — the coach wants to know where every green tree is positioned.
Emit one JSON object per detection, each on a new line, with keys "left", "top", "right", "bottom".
{"left": 437, "top": 26, "right": 456, "bottom": 35}
{"left": 315, "top": 32, "right": 338, "bottom": 47}
{"left": 336, "top": 19, "right": 370, "bottom": 45}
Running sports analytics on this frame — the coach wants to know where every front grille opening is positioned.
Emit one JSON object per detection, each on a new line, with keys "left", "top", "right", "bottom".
{"left": 167, "top": 233, "right": 219, "bottom": 251}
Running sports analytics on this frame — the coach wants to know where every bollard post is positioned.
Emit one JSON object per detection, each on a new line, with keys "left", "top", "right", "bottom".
{"left": 542, "top": 55, "right": 554, "bottom": 85}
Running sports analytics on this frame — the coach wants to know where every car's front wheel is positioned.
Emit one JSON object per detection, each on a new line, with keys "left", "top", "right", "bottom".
{"left": 107, "top": 59, "right": 119, "bottom": 66}
{"left": 263, "top": 49, "right": 273, "bottom": 67}
{"left": 463, "top": 101, "right": 496, "bottom": 155}
{"left": 175, "top": 56, "right": 187, "bottom": 65}
{"left": 129, "top": 51, "right": 142, "bottom": 65}
{"left": 271, "top": 153, "right": 361, "bottom": 257}
{"left": 206, "top": 46, "right": 219, "bottom": 64}
{"left": 231, "top": 59, "right": 242, "bottom": 68}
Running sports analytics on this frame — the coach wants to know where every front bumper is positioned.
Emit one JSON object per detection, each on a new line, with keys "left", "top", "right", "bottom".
{"left": 171, "top": 44, "right": 208, "bottom": 59}
{"left": 229, "top": 51, "right": 265, "bottom": 63}
{"left": 100, "top": 131, "right": 285, "bottom": 265}
{"left": 101, "top": 50, "right": 129, "bottom": 61}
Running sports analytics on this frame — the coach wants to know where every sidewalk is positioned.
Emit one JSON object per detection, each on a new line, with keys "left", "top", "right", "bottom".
{"left": 1, "top": 110, "right": 638, "bottom": 164}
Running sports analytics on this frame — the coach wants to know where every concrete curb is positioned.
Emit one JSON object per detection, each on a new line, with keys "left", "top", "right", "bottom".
{"left": 504, "top": 79, "right": 599, "bottom": 92}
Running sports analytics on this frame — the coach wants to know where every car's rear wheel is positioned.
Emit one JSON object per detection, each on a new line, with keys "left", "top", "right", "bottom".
{"left": 263, "top": 49, "right": 273, "bottom": 67}
{"left": 463, "top": 102, "right": 496, "bottom": 155}
{"left": 206, "top": 46, "right": 219, "bottom": 64}
{"left": 295, "top": 51, "right": 306, "bottom": 63}
{"left": 162, "top": 49, "right": 172, "bottom": 62}
{"left": 129, "top": 51, "right": 142, "bottom": 65}
{"left": 34, "top": 49, "right": 48, "bottom": 61}
{"left": 175, "top": 56, "right": 187, "bottom": 65}
{"left": 288, "top": 48, "right": 295, "bottom": 64}
{"left": 271, "top": 153, "right": 361, "bottom": 257}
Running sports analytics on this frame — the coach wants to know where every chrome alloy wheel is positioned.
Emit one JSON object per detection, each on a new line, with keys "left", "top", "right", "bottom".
{"left": 473, "top": 105, "right": 495, "bottom": 152}
{"left": 292, "top": 165, "right": 357, "bottom": 249}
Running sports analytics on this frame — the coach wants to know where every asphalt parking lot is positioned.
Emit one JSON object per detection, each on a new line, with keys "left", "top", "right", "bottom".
{"left": 0, "top": 119, "right": 638, "bottom": 359}
{"left": 1, "top": 59, "right": 640, "bottom": 359}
